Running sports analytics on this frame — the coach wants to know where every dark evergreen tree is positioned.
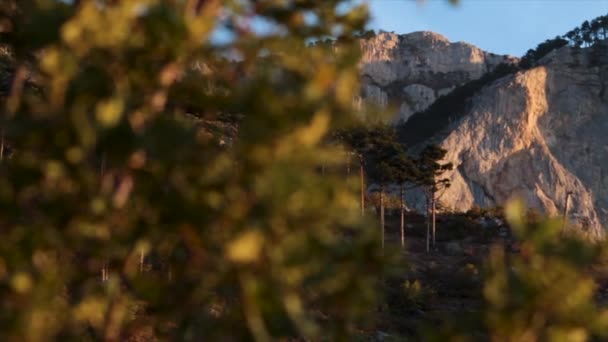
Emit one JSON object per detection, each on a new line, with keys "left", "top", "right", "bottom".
{"left": 581, "top": 20, "right": 592, "bottom": 47}
{"left": 519, "top": 36, "right": 568, "bottom": 69}
{"left": 333, "top": 125, "right": 373, "bottom": 217}
{"left": 364, "top": 126, "right": 403, "bottom": 250}
{"left": 415, "top": 145, "right": 453, "bottom": 252}
{"left": 388, "top": 152, "right": 417, "bottom": 249}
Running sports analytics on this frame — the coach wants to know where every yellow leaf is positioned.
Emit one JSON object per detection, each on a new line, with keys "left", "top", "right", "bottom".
{"left": 227, "top": 230, "right": 264, "bottom": 264}
{"left": 61, "top": 21, "right": 81, "bottom": 46}
{"left": 296, "top": 110, "right": 329, "bottom": 146}
{"left": 45, "top": 160, "right": 64, "bottom": 180}
{"left": 73, "top": 296, "right": 106, "bottom": 328}
{"left": 11, "top": 272, "right": 33, "bottom": 294}
{"left": 96, "top": 98, "right": 124, "bottom": 127}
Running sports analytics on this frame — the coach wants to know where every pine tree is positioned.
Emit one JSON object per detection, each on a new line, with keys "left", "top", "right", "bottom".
{"left": 581, "top": 20, "right": 592, "bottom": 47}
{"left": 373, "top": 145, "right": 418, "bottom": 250}
{"left": 333, "top": 125, "right": 372, "bottom": 217}
{"left": 364, "top": 126, "right": 402, "bottom": 250}
{"left": 391, "top": 153, "right": 417, "bottom": 249}
{"left": 415, "top": 145, "right": 453, "bottom": 252}
{"left": 600, "top": 15, "right": 608, "bottom": 39}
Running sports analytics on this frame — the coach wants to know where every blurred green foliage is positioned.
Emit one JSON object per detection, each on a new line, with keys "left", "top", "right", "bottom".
{"left": 431, "top": 200, "right": 608, "bottom": 342}
{"left": 482, "top": 200, "right": 608, "bottom": 341}
{"left": 0, "top": 0, "right": 383, "bottom": 340}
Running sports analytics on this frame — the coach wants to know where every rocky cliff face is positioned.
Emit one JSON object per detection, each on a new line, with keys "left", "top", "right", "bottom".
{"left": 434, "top": 44, "right": 608, "bottom": 238}
{"left": 360, "top": 32, "right": 608, "bottom": 236}
{"left": 359, "top": 31, "right": 517, "bottom": 122}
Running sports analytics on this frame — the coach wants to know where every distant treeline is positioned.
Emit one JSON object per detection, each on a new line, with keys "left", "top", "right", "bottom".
{"left": 520, "top": 14, "right": 608, "bottom": 68}
{"left": 397, "top": 13, "right": 608, "bottom": 146}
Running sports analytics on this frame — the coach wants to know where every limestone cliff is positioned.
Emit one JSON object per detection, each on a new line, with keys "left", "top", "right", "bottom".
{"left": 434, "top": 44, "right": 608, "bottom": 238}
{"left": 358, "top": 31, "right": 517, "bottom": 122}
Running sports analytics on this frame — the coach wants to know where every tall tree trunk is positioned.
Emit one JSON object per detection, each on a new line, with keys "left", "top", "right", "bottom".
{"left": 139, "top": 249, "right": 145, "bottom": 274}
{"left": 101, "top": 261, "right": 108, "bottom": 282}
{"left": 425, "top": 195, "right": 430, "bottom": 253}
{"left": 380, "top": 188, "right": 385, "bottom": 250}
{"left": 400, "top": 185, "right": 405, "bottom": 249}
{"left": 562, "top": 191, "right": 572, "bottom": 231}
{"left": 360, "top": 156, "right": 364, "bottom": 217}
{"left": 431, "top": 193, "right": 436, "bottom": 248}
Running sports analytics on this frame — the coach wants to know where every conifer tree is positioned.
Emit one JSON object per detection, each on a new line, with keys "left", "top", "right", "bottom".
{"left": 364, "top": 126, "right": 402, "bottom": 250}
{"left": 389, "top": 152, "right": 417, "bottom": 249}
{"left": 582, "top": 20, "right": 592, "bottom": 46}
{"left": 415, "top": 144, "right": 453, "bottom": 252}
{"left": 334, "top": 125, "right": 372, "bottom": 217}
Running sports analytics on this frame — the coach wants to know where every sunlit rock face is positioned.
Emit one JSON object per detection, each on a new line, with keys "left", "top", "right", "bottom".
{"left": 358, "top": 31, "right": 516, "bottom": 123}
{"left": 433, "top": 45, "right": 608, "bottom": 238}
{"left": 358, "top": 32, "right": 607, "bottom": 236}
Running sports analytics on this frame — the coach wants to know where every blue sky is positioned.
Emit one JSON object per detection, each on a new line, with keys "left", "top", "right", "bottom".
{"left": 367, "top": 0, "right": 608, "bottom": 57}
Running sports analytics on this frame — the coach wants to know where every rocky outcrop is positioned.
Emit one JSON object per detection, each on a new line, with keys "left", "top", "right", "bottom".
{"left": 359, "top": 31, "right": 517, "bottom": 122}
{"left": 434, "top": 44, "right": 608, "bottom": 238}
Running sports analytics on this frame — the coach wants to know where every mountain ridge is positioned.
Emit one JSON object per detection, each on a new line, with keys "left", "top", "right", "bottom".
{"left": 357, "top": 30, "right": 518, "bottom": 123}
{"left": 357, "top": 30, "right": 608, "bottom": 236}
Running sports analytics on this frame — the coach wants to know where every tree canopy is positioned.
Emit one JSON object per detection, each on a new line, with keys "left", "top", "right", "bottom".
{"left": 0, "top": 1, "right": 383, "bottom": 340}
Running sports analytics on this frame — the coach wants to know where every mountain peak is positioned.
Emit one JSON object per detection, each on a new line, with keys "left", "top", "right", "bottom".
{"left": 401, "top": 30, "right": 451, "bottom": 43}
{"left": 358, "top": 30, "right": 515, "bottom": 122}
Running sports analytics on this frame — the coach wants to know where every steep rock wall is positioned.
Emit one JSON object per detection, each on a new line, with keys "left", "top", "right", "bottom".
{"left": 435, "top": 45, "right": 608, "bottom": 238}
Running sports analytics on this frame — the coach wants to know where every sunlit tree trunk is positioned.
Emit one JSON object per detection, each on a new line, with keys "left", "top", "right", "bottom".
{"left": 101, "top": 260, "right": 108, "bottom": 282}
{"left": 562, "top": 191, "right": 572, "bottom": 231}
{"left": 139, "top": 249, "right": 145, "bottom": 274}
